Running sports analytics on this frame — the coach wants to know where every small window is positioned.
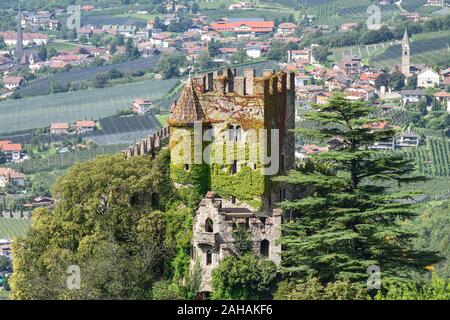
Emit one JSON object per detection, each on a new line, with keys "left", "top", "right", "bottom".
{"left": 228, "top": 125, "right": 235, "bottom": 141}
{"left": 259, "top": 217, "right": 267, "bottom": 226}
{"left": 260, "top": 240, "right": 270, "bottom": 258}
{"left": 231, "top": 196, "right": 236, "bottom": 204}
{"left": 231, "top": 160, "right": 237, "bottom": 174}
{"left": 205, "top": 218, "right": 214, "bottom": 233}
{"left": 206, "top": 250, "right": 212, "bottom": 265}
{"left": 235, "top": 126, "right": 242, "bottom": 142}
{"left": 184, "top": 164, "right": 190, "bottom": 171}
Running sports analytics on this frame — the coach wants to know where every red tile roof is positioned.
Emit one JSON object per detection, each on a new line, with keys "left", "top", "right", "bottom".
{"left": 50, "top": 123, "right": 69, "bottom": 130}
{"left": 210, "top": 21, "right": 274, "bottom": 33}
{"left": 434, "top": 91, "right": 450, "bottom": 98}
{"left": 4, "top": 76, "right": 23, "bottom": 85}
{"left": 0, "top": 143, "right": 22, "bottom": 152}
{"left": 75, "top": 121, "right": 96, "bottom": 128}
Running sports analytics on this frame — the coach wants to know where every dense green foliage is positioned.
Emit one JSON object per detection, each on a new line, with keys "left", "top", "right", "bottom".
{"left": 274, "top": 277, "right": 367, "bottom": 300}
{"left": 375, "top": 275, "right": 450, "bottom": 300}
{"left": 276, "top": 94, "right": 440, "bottom": 284}
{"left": 211, "top": 254, "right": 277, "bottom": 300}
{"left": 10, "top": 150, "right": 197, "bottom": 299}
{"left": 414, "top": 201, "right": 450, "bottom": 278}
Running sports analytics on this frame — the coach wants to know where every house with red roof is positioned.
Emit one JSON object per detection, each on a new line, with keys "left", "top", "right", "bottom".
{"left": 0, "top": 167, "right": 26, "bottom": 188}
{"left": 276, "top": 22, "right": 297, "bottom": 36}
{"left": 210, "top": 20, "right": 274, "bottom": 36}
{"left": 74, "top": 121, "right": 96, "bottom": 134}
{"left": 50, "top": 123, "right": 70, "bottom": 135}
{"left": 132, "top": 99, "right": 153, "bottom": 115}
{"left": 4, "top": 76, "right": 24, "bottom": 90}
{"left": 0, "top": 141, "right": 22, "bottom": 162}
{"left": 434, "top": 91, "right": 450, "bottom": 112}
{"left": 440, "top": 68, "right": 450, "bottom": 85}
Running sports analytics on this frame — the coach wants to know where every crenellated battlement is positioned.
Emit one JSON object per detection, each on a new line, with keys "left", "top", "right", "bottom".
{"left": 192, "top": 67, "right": 295, "bottom": 99}
{"left": 124, "top": 126, "right": 170, "bottom": 158}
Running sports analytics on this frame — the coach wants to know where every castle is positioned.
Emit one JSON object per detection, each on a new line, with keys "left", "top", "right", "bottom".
{"left": 124, "top": 67, "right": 296, "bottom": 295}
{"left": 168, "top": 68, "right": 295, "bottom": 294}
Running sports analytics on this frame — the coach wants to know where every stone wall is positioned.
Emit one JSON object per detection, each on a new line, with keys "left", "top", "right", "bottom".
{"left": 191, "top": 192, "right": 281, "bottom": 293}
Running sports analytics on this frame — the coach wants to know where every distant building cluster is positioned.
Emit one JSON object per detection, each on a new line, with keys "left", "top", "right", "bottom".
{"left": 49, "top": 120, "right": 97, "bottom": 135}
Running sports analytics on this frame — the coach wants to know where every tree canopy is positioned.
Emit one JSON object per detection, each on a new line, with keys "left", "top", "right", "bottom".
{"left": 10, "top": 150, "right": 197, "bottom": 300}
{"left": 275, "top": 94, "right": 440, "bottom": 285}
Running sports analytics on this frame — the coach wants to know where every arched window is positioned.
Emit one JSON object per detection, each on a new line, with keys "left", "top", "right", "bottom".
{"left": 206, "top": 250, "right": 212, "bottom": 265}
{"left": 228, "top": 125, "right": 235, "bottom": 141}
{"left": 235, "top": 126, "right": 242, "bottom": 142}
{"left": 205, "top": 218, "right": 214, "bottom": 233}
{"left": 260, "top": 240, "right": 270, "bottom": 258}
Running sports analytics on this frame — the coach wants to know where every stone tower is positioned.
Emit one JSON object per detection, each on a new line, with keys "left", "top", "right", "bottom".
{"left": 401, "top": 28, "right": 410, "bottom": 77}
{"left": 168, "top": 68, "right": 295, "bottom": 294}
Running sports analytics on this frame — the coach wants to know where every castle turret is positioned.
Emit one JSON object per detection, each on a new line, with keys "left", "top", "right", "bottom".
{"left": 401, "top": 28, "right": 410, "bottom": 77}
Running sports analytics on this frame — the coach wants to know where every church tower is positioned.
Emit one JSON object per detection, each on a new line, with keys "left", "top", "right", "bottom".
{"left": 401, "top": 28, "right": 410, "bottom": 77}
{"left": 15, "top": 0, "right": 23, "bottom": 60}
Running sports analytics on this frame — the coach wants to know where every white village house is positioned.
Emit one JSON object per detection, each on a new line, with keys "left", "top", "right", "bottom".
{"left": 417, "top": 68, "right": 440, "bottom": 88}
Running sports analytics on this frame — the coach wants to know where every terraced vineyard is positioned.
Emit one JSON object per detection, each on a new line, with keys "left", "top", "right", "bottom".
{"left": 399, "top": 136, "right": 450, "bottom": 177}
{"left": 7, "top": 144, "right": 128, "bottom": 175}
{"left": 18, "top": 56, "right": 160, "bottom": 98}
{"left": 402, "top": 0, "right": 428, "bottom": 12}
{"left": 379, "top": 108, "right": 410, "bottom": 127}
{"left": 332, "top": 41, "right": 398, "bottom": 62}
{"left": 0, "top": 218, "right": 32, "bottom": 239}
{"left": 81, "top": 15, "right": 147, "bottom": 28}
{"left": 370, "top": 31, "right": 450, "bottom": 69}
{"left": 308, "top": 1, "right": 399, "bottom": 27}
{"left": 0, "top": 78, "right": 179, "bottom": 134}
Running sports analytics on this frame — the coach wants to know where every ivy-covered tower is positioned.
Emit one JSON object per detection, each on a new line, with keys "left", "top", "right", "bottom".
{"left": 169, "top": 68, "right": 295, "bottom": 294}
{"left": 169, "top": 68, "right": 295, "bottom": 210}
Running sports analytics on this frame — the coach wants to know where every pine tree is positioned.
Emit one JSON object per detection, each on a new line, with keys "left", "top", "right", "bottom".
{"left": 275, "top": 94, "right": 439, "bottom": 284}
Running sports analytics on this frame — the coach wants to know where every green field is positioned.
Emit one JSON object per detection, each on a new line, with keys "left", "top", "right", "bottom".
{"left": 0, "top": 218, "right": 32, "bottom": 239}
{"left": 156, "top": 114, "right": 169, "bottom": 127}
{"left": 370, "top": 30, "right": 450, "bottom": 69}
{"left": 0, "top": 79, "right": 179, "bottom": 134}
{"left": 398, "top": 136, "right": 450, "bottom": 177}
{"left": 46, "top": 42, "right": 81, "bottom": 51}
{"left": 7, "top": 144, "right": 128, "bottom": 174}
{"left": 331, "top": 41, "right": 398, "bottom": 62}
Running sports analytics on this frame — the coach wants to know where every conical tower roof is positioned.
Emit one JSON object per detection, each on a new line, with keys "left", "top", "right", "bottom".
{"left": 402, "top": 28, "right": 409, "bottom": 45}
{"left": 169, "top": 78, "right": 205, "bottom": 126}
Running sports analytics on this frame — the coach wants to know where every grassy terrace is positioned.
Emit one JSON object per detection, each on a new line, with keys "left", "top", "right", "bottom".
{"left": 0, "top": 218, "right": 32, "bottom": 239}
{"left": 370, "top": 30, "right": 450, "bottom": 69}
{"left": 0, "top": 79, "right": 179, "bottom": 134}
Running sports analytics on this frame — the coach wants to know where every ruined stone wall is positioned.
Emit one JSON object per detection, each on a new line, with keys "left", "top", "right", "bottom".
{"left": 191, "top": 194, "right": 282, "bottom": 293}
